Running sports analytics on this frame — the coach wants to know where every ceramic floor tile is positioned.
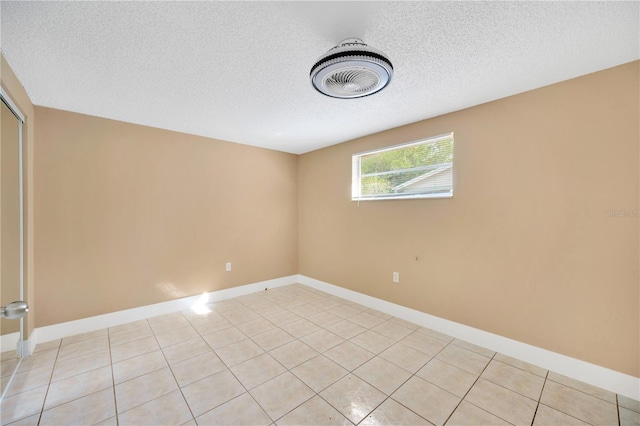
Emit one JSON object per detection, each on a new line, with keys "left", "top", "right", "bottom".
{"left": 353, "top": 356, "right": 412, "bottom": 395}
{"left": 269, "top": 340, "right": 318, "bottom": 369}
{"left": 349, "top": 312, "right": 387, "bottom": 329}
{"left": 435, "top": 345, "right": 490, "bottom": 376}
{"left": 620, "top": 395, "right": 640, "bottom": 413}
{"left": 465, "top": 378, "right": 537, "bottom": 425}
{"left": 252, "top": 301, "right": 285, "bottom": 317}
{"left": 236, "top": 317, "right": 277, "bottom": 337}
{"left": 415, "top": 326, "right": 454, "bottom": 343}
{"left": 371, "top": 320, "right": 414, "bottom": 341}
{"left": 1, "top": 385, "right": 48, "bottom": 425}
{"left": 621, "top": 406, "right": 640, "bottom": 426}
{"left": 189, "top": 315, "right": 233, "bottom": 334}
{"left": 275, "top": 297, "right": 306, "bottom": 310}
{"left": 39, "top": 388, "right": 115, "bottom": 426}
{"left": 451, "top": 339, "right": 496, "bottom": 358}
{"left": 388, "top": 317, "right": 419, "bottom": 330}
{"left": 118, "top": 389, "right": 193, "bottom": 426}
{"left": 44, "top": 366, "right": 113, "bottom": 410}
{"left": 319, "top": 374, "right": 386, "bottom": 424}
{"left": 400, "top": 331, "right": 449, "bottom": 356}
{"left": 327, "top": 304, "right": 361, "bottom": 319}
{"left": 481, "top": 359, "right": 545, "bottom": 400}
{"left": 110, "top": 336, "right": 160, "bottom": 363}
{"left": 445, "top": 401, "right": 510, "bottom": 426}
{"left": 291, "top": 355, "right": 348, "bottom": 393}
{"left": 289, "top": 303, "right": 324, "bottom": 317}
{"left": 230, "top": 353, "right": 287, "bottom": 390}
{"left": 108, "top": 325, "right": 153, "bottom": 346}
{"left": 493, "top": 353, "right": 548, "bottom": 377}
{"left": 181, "top": 369, "right": 245, "bottom": 417}
{"left": 324, "top": 341, "right": 374, "bottom": 371}
{"left": 162, "top": 337, "right": 212, "bottom": 365}
{"left": 360, "top": 397, "right": 432, "bottom": 426}
{"left": 250, "top": 371, "right": 315, "bottom": 421}
{"left": 149, "top": 316, "right": 190, "bottom": 334}
{"left": 417, "top": 358, "right": 478, "bottom": 398}
{"left": 306, "top": 311, "right": 343, "bottom": 328}
{"left": 365, "top": 308, "right": 393, "bottom": 320}
{"left": 214, "top": 338, "right": 264, "bottom": 367}
{"left": 51, "top": 348, "right": 111, "bottom": 382}
{"left": 2, "top": 357, "right": 20, "bottom": 378}
{"left": 379, "top": 342, "right": 433, "bottom": 373}
{"left": 540, "top": 380, "right": 618, "bottom": 425}
{"left": 391, "top": 375, "right": 460, "bottom": 426}
{"left": 310, "top": 296, "right": 343, "bottom": 310}
{"left": 279, "top": 318, "right": 322, "bottom": 338}
{"left": 235, "top": 293, "right": 266, "bottom": 306}
{"left": 326, "top": 319, "right": 367, "bottom": 340}
{"left": 276, "top": 395, "right": 352, "bottom": 426}
{"left": 532, "top": 404, "right": 590, "bottom": 425}
{"left": 252, "top": 327, "right": 296, "bottom": 351}
{"left": 351, "top": 330, "right": 395, "bottom": 355}
{"left": 112, "top": 350, "right": 168, "bottom": 384}
{"left": 222, "top": 309, "right": 261, "bottom": 325}
{"left": 17, "top": 350, "right": 57, "bottom": 373}
{"left": 61, "top": 329, "right": 108, "bottom": 346}
{"left": 154, "top": 325, "right": 199, "bottom": 348}
{"left": 265, "top": 310, "right": 302, "bottom": 327}
{"left": 209, "top": 299, "right": 245, "bottom": 315}
{"left": 300, "top": 329, "right": 344, "bottom": 353}
{"left": 56, "top": 336, "right": 109, "bottom": 362}
{"left": 170, "top": 351, "right": 226, "bottom": 387}
{"left": 201, "top": 327, "right": 246, "bottom": 349}
{"left": 1, "top": 351, "right": 19, "bottom": 361}
{"left": 196, "top": 392, "right": 271, "bottom": 426}
{"left": 547, "top": 371, "right": 617, "bottom": 403}
{"left": 5, "top": 365, "right": 53, "bottom": 397}
{"left": 115, "top": 367, "right": 178, "bottom": 413}
{"left": 4, "top": 413, "right": 41, "bottom": 426}
{"left": 33, "top": 340, "right": 61, "bottom": 354}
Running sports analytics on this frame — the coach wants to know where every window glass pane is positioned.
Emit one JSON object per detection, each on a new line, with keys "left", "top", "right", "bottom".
{"left": 353, "top": 134, "right": 453, "bottom": 200}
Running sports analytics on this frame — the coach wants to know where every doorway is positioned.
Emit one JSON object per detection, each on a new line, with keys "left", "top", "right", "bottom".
{"left": 1, "top": 88, "right": 26, "bottom": 399}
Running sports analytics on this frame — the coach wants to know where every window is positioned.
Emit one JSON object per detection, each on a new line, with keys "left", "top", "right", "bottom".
{"left": 352, "top": 133, "right": 454, "bottom": 200}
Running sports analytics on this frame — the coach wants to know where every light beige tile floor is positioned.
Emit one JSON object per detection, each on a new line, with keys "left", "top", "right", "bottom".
{"left": 1, "top": 283, "right": 639, "bottom": 425}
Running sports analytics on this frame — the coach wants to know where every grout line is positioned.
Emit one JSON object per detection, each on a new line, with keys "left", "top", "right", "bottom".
{"left": 106, "top": 326, "right": 120, "bottom": 426}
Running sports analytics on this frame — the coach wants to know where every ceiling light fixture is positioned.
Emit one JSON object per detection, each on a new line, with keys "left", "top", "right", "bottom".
{"left": 310, "top": 38, "right": 394, "bottom": 99}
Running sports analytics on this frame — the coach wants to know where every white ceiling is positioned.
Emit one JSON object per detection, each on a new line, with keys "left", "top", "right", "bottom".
{"left": 1, "top": 2, "right": 638, "bottom": 154}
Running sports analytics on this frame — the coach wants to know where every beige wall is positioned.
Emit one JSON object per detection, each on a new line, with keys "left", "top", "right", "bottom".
{"left": 1, "top": 55, "right": 35, "bottom": 340}
{"left": 34, "top": 108, "right": 298, "bottom": 326}
{"left": 299, "top": 61, "right": 639, "bottom": 377}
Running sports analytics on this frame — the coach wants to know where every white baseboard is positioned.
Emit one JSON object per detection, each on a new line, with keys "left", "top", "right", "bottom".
{"left": 33, "top": 275, "right": 297, "bottom": 345}
{"left": 297, "top": 274, "right": 640, "bottom": 401}
{"left": 0, "top": 332, "right": 20, "bottom": 354}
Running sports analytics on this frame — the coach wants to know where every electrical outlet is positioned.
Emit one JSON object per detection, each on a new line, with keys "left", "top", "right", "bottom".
{"left": 393, "top": 272, "right": 399, "bottom": 283}
{"left": 226, "top": 262, "right": 231, "bottom": 272}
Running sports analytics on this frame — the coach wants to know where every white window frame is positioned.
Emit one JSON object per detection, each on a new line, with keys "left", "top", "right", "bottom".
{"left": 352, "top": 132, "right": 454, "bottom": 201}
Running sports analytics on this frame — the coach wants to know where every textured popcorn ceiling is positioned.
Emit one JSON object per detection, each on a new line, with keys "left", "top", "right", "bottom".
{"left": 1, "top": 2, "right": 638, "bottom": 154}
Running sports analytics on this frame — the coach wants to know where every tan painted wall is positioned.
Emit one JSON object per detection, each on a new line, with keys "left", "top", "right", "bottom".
{"left": 1, "top": 55, "right": 35, "bottom": 340}
{"left": 34, "top": 108, "right": 298, "bottom": 326}
{"left": 299, "top": 61, "right": 639, "bottom": 377}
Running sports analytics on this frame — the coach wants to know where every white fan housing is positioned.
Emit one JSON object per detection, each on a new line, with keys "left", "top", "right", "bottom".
{"left": 310, "top": 38, "right": 394, "bottom": 99}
